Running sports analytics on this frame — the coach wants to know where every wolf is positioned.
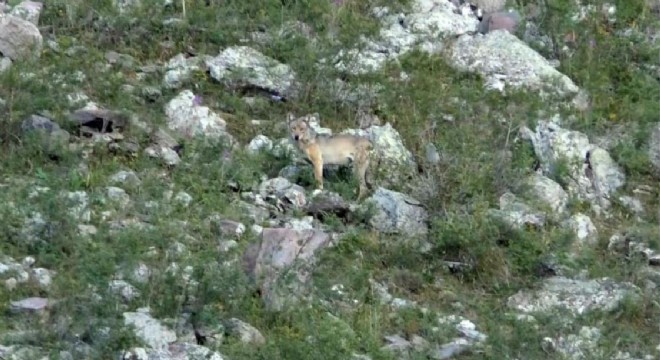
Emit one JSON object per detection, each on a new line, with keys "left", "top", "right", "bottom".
{"left": 287, "top": 113, "right": 373, "bottom": 200}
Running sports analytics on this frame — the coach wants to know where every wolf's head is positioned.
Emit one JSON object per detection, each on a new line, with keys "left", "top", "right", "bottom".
{"left": 287, "top": 113, "right": 315, "bottom": 143}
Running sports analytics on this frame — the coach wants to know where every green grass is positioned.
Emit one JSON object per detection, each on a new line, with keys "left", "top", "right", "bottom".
{"left": 1, "top": 0, "right": 660, "bottom": 358}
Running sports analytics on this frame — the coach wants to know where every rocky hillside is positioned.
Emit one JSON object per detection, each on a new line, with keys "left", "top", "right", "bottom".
{"left": 1, "top": 0, "right": 660, "bottom": 359}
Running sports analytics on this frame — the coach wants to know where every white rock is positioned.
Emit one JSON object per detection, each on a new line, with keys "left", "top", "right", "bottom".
{"left": 0, "top": 13, "right": 43, "bottom": 61}
{"left": 123, "top": 308, "right": 177, "bottom": 351}
{"left": 164, "top": 90, "right": 234, "bottom": 144}
{"left": 247, "top": 135, "right": 274, "bottom": 154}
{"left": 449, "top": 31, "right": 579, "bottom": 96}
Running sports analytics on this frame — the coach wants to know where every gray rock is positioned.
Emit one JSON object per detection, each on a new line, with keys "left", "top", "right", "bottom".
{"left": 449, "top": 31, "right": 579, "bottom": 96}
{"left": 366, "top": 187, "right": 428, "bottom": 237}
{"left": 342, "top": 123, "right": 417, "bottom": 189}
{"left": 0, "top": 56, "right": 11, "bottom": 73}
{"left": 69, "top": 106, "right": 128, "bottom": 133}
{"left": 507, "top": 276, "right": 639, "bottom": 316}
{"left": 20, "top": 113, "right": 64, "bottom": 133}
{"left": 543, "top": 326, "right": 602, "bottom": 360}
{"left": 109, "top": 170, "right": 141, "bottom": 189}
{"left": 173, "top": 191, "right": 193, "bottom": 206}
{"left": 109, "top": 280, "right": 141, "bottom": 302}
{"left": 520, "top": 116, "right": 625, "bottom": 214}
{"left": 20, "top": 114, "right": 70, "bottom": 152}
{"left": 0, "top": 13, "right": 42, "bottom": 61}
{"left": 145, "top": 145, "right": 181, "bottom": 166}
{"left": 304, "top": 190, "right": 353, "bottom": 219}
{"left": 141, "top": 86, "right": 162, "bottom": 102}
{"left": 647, "top": 122, "right": 660, "bottom": 177}
{"left": 430, "top": 338, "right": 471, "bottom": 360}
{"left": 105, "top": 50, "right": 135, "bottom": 69}
{"left": 258, "top": 177, "right": 307, "bottom": 211}
{"left": 283, "top": 216, "right": 315, "bottom": 232}
{"left": 234, "top": 200, "right": 270, "bottom": 224}
{"left": 31, "top": 267, "right": 54, "bottom": 289}
{"left": 246, "top": 135, "right": 273, "bottom": 154}
{"left": 123, "top": 308, "right": 177, "bottom": 351}
{"left": 21, "top": 211, "right": 55, "bottom": 244}
{"left": 381, "top": 334, "right": 415, "bottom": 353}
{"left": 9, "top": 297, "right": 49, "bottom": 313}
{"left": 162, "top": 53, "right": 209, "bottom": 89}
{"left": 131, "top": 263, "right": 151, "bottom": 284}
{"left": 425, "top": 143, "right": 441, "bottom": 165}
{"left": 151, "top": 127, "right": 179, "bottom": 149}
{"left": 106, "top": 186, "right": 130, "bottom": 207}
{"left": 332, "top": 0, "right": 478, "bottom": 75}
{"left": 489, "top": 192, "right": 546, "bottom": 229}
{"left": 563, "top": 213, "right": 598, "bottom": 248}
{"left": 207, "top": 215, "right": 246, "bottom": 238}
{"left": 242, "top": 227, "right": 331, "bottom": 310}
{"left": 526, "top": 173, "right": 569, "bottom": 219}
{"left": 205, "top": 46, "right": 298, "bottom": 99}
{"left": 618, "top": 195, "right": 644, "bottom": 218}
{"left": 226, "top": 318, "right": 265, "bottom": 345}
{"left": 164, "top": 90, "right": 235, "bottom": 144}
{"left": 607, "top": 232, "right": 657, "bottom": 264}
{"left": 0, "top": 345, "right": 45, "bottom": 360}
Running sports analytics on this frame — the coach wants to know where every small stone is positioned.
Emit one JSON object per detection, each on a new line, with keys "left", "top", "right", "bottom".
{"left": 0, "top": 57, "right": 11, "bottom": 73}
{"left": 78, "top": 224, "right": 98, "bottom": 237}
{"left": 132, "top": 263, "right": 151, "bottom": 284}
{"left": 123, "top": 308, "right": 177, "bottom": 351}
{"left": 10, "top": 297, "right": 49, "bottom": 312}
{"left": 218, "top": 240, "right": 238, "bottom": 253}
{"left": 21, "top": 256, "right": 36, "bottom": 267}
{"left": 109, "top": 280, "right": 141, "bottom": 302}
{"left": 173, "top": 191, "right": 193, "bottom": 206}
{"left": 228, "top": 318, "right": 266, "bottom": 345}
{"left": 5, "top": 278, "right": 18, "bottom": 291}
{"left": 107, "top": 186, "right": 130, "bottom": 207}
{"left": 109, "top": 170, "right": 141, "bottom": 188}
{"left": 247, "top": 135, "right": 273, "bottom": 154}
{"left": 10, "top": 1, "right": 44, "bottom": 25}
{"left": 32, "top": 267, "right": 54, "bottom": 288}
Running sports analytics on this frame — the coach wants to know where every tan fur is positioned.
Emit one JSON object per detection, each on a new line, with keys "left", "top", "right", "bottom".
{"left": 287, "top": 113, "right": 373, "bottom": 200}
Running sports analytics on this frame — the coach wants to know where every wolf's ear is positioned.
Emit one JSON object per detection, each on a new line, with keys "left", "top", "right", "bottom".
{"left": 286, "top": 112, "right": 297, "bottom": 123}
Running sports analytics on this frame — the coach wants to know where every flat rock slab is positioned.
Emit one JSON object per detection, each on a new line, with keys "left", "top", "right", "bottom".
{"left": 507, "top": 276, "right": 639, "bottom": 316}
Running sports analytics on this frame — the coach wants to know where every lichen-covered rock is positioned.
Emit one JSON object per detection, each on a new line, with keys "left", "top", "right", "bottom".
{"left": 448, "top": 30, "right": 579, "bottom": 95}
{"left": 9, "top": 1, "right": 43, "bottom": 26}
{"left": 0, "top": 14, "right": 42, "bottom": 61}
{"left": 162, "top": 53, "right": 210, "bottom": 89}
{"left": 366, "top": 187, "right": 428, "bottom": 237}
{"left": 526, "top": 173, "right": 569, "bottom": 218}
{"left": 488, "top": 192, "right": 546, "bottom": 229}
{"left": 520, "top": 115, "right": 625, "bottom": 214}
{"left": 123, "top": 308, "right": 177, "bottom": 351}
{"left": 332, "top": 0, "right": 478, "bottom": 75}
{"left": 242, "top": 227, "right": 331, "bottom": 310}
{"left": 507, "top": 276, "right": 639, "bottom": 316}
{"left": 205, "top": 46, "right": 298, "bottom": 99}
{"left": 164, "top": 90, "right": 235, "bottom": 145}
{"left": 564, "top": 213, "right": 598, "bottom": 248}
{"left": 342, "top": 123, "right": 417, "bottom": 189}
{"left": 647, "top": 122, "right": 660, "bottom": 178}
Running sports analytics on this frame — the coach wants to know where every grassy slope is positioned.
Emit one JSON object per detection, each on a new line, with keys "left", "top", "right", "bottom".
{"left": 1, "top": 0, "right": 660, "bottom": 358}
